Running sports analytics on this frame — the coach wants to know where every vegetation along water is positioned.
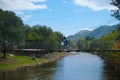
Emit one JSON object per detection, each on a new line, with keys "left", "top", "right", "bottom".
{"left": 0, "top": 52, "right": 120, "bottom": 80}
{"left": 0, "top": 0, "right": 120, "bottom": 80}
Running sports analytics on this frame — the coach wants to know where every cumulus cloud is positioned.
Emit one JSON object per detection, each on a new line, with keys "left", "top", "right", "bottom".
{"left": 0, "top": 0, "right": 47, "bottom": 11}
{"left": 0, "top": 0, "right": 47, "bottom": 20}
{"left": 74, "top": 0, "right": 115, "bottom": 11}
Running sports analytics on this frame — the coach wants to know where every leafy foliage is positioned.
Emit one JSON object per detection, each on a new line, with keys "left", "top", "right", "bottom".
{"left": 76, "top": 26, "right": 119, "bottom": 50}
{"left": 111, "top": 0, "right": 120, "bottom": 20}
{"left": 0, "top": 9, "right": 64, "bottom": 55}
{"left": 76, "top": 26, "right": 120, "bottom": 68}
{"left": 68, "top": 25, "right": 117, "bottom": 42}
{"left": 0, "top": 9, "right": 24, "bottom": 42}
{"left": 23, "top": 25, "right": 64, "bottom": 50}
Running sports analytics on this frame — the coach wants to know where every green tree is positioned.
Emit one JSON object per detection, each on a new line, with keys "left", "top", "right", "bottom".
{"left": 0, "top": 9, "right": 64, "bottom": 55}
{"left": 76, "top": 38, "right": 87, "bottom": 50}
{"left": 0, "top": 9, "right": 24, "bottom": 58}
{"left": 23, "top": 25, "right": 64, "bottom": 50}
{"left": 111, "top": 0, "right": 120, "bottom": 20}
{"left": 46, "top": 32, "right": 64, "bottom": 51}
{"left": 0, "top": 9, "right": 23, "bottom": 42}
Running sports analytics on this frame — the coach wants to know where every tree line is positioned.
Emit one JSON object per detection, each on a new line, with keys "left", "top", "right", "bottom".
{"left": 0, "top": 9, "right": 64, "bottom": 54}
{"left": 76, "top": 25, "right": 120, "bottom": 50}
{"left": 75, "top": 0, "right": 120, "bottom": 72}
{"left": 76, "top": 0, "right": 120, "bottom": 50}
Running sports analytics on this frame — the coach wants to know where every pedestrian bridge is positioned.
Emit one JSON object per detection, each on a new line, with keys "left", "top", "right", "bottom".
{"left": 58, "top": 49, "right": 120, "bottom": 52}
{"left": 1, "top": 49, "right": 119, "bottom": 58}
{"left": 14, "top": 49, "right": 120, "bottom": 53}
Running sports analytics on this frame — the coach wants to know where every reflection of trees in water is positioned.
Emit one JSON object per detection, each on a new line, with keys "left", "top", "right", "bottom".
{"left": 103, "top": 64, "right": 120, "bottom": 80}
{"left": 0, "top": 67, "right": 29, "bottom": 80}
{"left": 32, "top": 62, "right": 57, "bottom": 80}
{"left": 0, "top": 62, "right": 57, "bottom": 80}
{"left": 1, "top": 56, "right": 120, "bottom": 80}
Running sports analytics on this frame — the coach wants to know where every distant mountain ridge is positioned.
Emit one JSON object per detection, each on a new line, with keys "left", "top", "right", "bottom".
{"left": 87, "top": 25, "right": 117, "bottom": 38}
{"left": 68, "top": 30, "right": 90, "bottom": 41}
{"left": 67, "top": 25, "right": 117, "bottom": 41}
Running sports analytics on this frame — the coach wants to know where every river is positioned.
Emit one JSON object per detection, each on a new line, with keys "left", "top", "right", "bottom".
{"left": 0, "top": 52, "right": 120, "bottom": 80}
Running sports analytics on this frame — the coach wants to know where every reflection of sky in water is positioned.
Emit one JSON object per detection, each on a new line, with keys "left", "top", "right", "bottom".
{"left": 53, "top": 52, "right": 104, "bottom": 80}
{"left": 0, "top": 52, "right": 119, "bottom": 80}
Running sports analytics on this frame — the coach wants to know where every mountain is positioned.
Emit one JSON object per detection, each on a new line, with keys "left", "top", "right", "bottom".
{"left": 87, "top": 25, "right": 117, "bottom": 38}
{"left": 67, "top": 25, "right": 117, "bottom": 41}
{"left": 67, "top": 30, "right": 90, "bottom": 41}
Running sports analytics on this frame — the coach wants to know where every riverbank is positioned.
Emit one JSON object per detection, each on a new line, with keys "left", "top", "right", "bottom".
{"left": 0, "top": 52, "right": 67, "bottom": 72}
{"left": 96, "top": 52, "right": 120, "bottom": 73}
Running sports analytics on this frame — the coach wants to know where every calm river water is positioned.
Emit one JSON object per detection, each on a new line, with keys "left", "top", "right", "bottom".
{"left": 0, "top": 52, "right": 120, "bottom": 80}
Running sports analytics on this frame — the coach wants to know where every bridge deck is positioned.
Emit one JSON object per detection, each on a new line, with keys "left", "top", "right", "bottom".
{"left": 59, "top": 49, "right": 120, "bottom": 52}
{"left": 0, "top": 49, "right": 46, "bottom": 51}
{"left": 1, "top": 49, "right": 120, "bottom": 54}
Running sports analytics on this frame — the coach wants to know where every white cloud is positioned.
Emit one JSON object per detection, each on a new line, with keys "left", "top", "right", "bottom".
{"left": 74, "top": 0, "right": 115, "bottom": 11}
{"left": 22, "top": 15, "right": 32, "bottom": 21}
{"left": 0, "top": 0, "right": 47, "bottom": 20}
{"left": 28, "top": 0, "right": 46, "bottom": 2}
{"left": 80, "top": 28, "right": 93, "bottom": 31}
{"left": 0, "top": 0, "right": 47, "bottom": 12}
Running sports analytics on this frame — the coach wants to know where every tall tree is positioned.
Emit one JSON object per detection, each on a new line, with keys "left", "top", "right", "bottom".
{"left": 111, "top": 0, "right": 120, "bottom": 20}
{"left": 0, "top": 9, "right": 24, "bottom": 58}
{"left": 0, "top": 9, "right": 24, "bottom": 42}
{"left": 111, "top": 0, "right": 120, "bottom": 49}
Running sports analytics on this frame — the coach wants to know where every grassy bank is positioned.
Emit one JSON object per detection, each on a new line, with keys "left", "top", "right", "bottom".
{"left": 99, "top": 52, "right": 120, "bottom": 73}
{"left": 0, "top": 52, "right": 67, "bottom": 71}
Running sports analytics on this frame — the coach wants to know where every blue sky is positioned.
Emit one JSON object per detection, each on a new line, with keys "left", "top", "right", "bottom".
{"left": 0, "top": 0, "right": 119, "bottom": 36}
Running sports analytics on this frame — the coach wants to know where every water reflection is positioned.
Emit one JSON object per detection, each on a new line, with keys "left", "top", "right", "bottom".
{"left": 0, "top": 63, "right": 57, "bottom": 80}
{"left": 103, "top": 64, "right": 120, "bottom": 80}
{"left": 0, "top": 52, "right": 120, "bottom": 80}
{"left": 52, "top": 52, "right": 104, "bottom": 80}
